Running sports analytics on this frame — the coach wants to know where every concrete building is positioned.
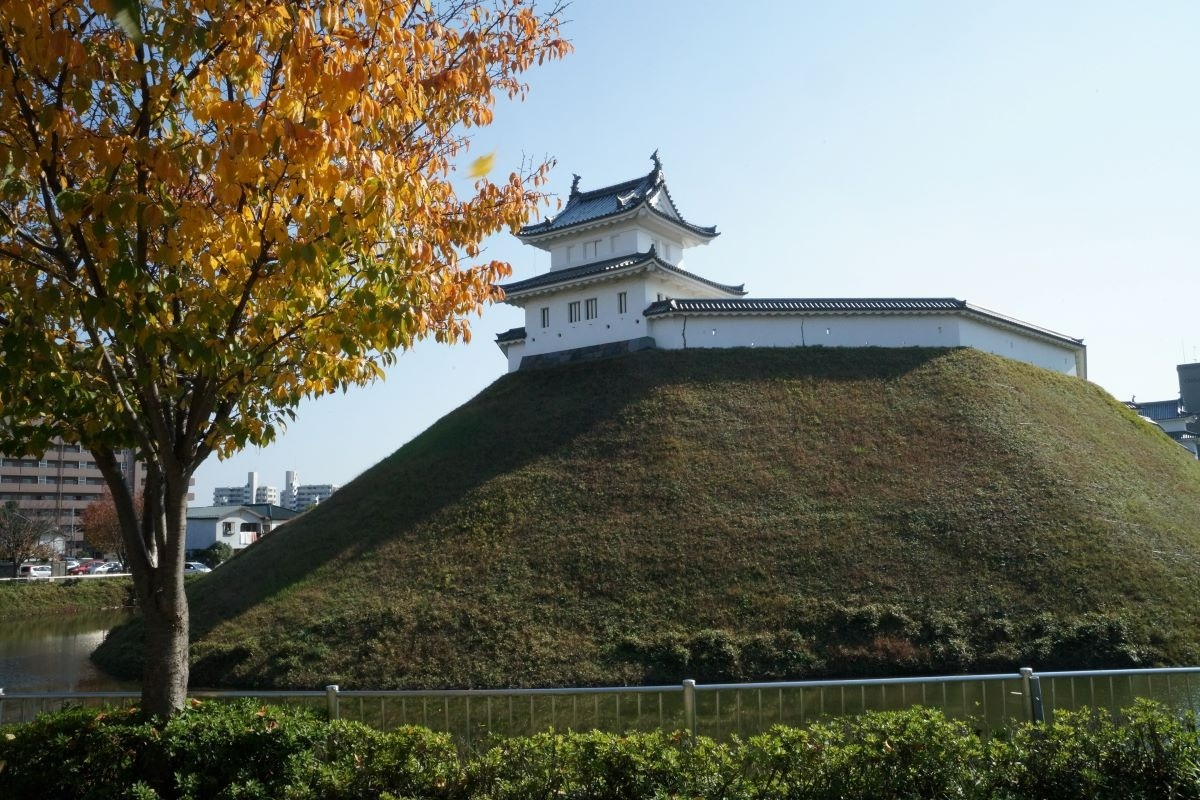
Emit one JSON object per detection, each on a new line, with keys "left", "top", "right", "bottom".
{"left": 213, "top": 471, "right": 264, "bottom": 506}
{"left": 293, "top": 483, "right": 338, "bottom": 510}
{"left": 0, "top": 440, "right": 144, "bottom": 550}
{"left": 1129, "top": 363, "right": 1200, "bottom": 458}
{"left": 496, "top": 153, "right": 1086, "bottom": 378}
{"left": 211, "top": 470, "right": 339, "bottom": 511}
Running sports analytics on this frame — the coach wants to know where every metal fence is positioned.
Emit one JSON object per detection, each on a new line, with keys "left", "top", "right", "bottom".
{"left": 5, "top": 666, "right": 1200, "bottom": 751}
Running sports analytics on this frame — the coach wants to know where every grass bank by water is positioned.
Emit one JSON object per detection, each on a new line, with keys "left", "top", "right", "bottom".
{"left": 0, "top": 577, "right": 135, "bottom": 618}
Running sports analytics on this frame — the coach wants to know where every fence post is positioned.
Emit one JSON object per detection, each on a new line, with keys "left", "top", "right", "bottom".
{"left": 325, "top": 684, "right": 340, "bottom": 720}
{"left": 0, "top": 687, "right": 5, "bottom": 726}
{"left": 1019, "top": 668, "right": 1045, "bottom": 724}
{"left": 682, "top": 679, "right": 697, "bottom": 742}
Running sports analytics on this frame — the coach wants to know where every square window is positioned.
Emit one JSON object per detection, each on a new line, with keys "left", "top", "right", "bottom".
{"left": 585, "top": 298, "right": 597, "bottom": 320}
{"left": 568, "top": 301, "right": 580, "bottom": 323}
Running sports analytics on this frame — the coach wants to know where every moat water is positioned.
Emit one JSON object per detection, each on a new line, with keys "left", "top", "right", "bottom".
{"left": 0, "top": 610, "right": 135, "bottom": 692}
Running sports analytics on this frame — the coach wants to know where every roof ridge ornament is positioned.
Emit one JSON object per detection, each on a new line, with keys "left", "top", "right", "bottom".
{"left": 649, "top": 149, "right": 663, "bottom": 183}
{"left": 569, "top": 173, "right": 581, "bottom": 197}
{"left": 616, "top": 189, "right": 639, "bottom": 208}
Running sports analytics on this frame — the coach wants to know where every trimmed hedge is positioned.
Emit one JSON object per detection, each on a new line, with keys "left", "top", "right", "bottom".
{"left": 2, "top": 700, "right": 1199, "bottom": 799}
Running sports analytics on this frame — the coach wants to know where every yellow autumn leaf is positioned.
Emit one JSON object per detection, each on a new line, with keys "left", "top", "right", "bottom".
{"left": 467, "top": 151, "right": 496, "bottom": 178}
{"left": 0, "top": 0, "right": 571, "bottom": 717}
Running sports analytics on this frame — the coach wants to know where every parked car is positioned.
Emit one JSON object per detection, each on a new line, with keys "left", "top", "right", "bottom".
{"left": 68, "top": 561, "right": 97, "bottom": 575}
{"left": 18, "top": 564, "right": 52, "bottom": 579}
{"left": 93, "top": 561, "right": 125, "bottom": 574}
{"left": 183, "top": 562, "right": 212, "bottom": 573}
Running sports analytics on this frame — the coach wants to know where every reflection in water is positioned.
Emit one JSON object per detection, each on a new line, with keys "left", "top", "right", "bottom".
{"left": 0, "top": 611, "right": 138, "bottom": 692}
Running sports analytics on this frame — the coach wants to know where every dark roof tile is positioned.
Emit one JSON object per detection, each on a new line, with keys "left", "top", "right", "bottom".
{"left": 520, "top": 154, "right": 717, "bottom": 240}
{"left": 644, "top": 298, "right": 967, "bottom": 314}
{"left": 496, "top": 326, "right": 527, "bottom": 344}
{"left": 500, "top": 250, "right": 745, "bottom": 298}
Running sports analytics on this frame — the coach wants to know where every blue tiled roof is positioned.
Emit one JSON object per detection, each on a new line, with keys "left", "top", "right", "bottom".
{"left": 519, "top": 154, "right": 718, "bottom": 240}
{"left": 1130, "top": 399, "right": 1184, "bottom": 421}
{"left": 499, "top": 250, "right": 745, "bottom": 299}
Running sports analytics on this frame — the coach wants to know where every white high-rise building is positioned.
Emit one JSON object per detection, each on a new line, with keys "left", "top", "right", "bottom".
{"left": 213, "top": 471, "right": 277, "bottom": 506}
{"left": 293, "top": 483, "right": 338, "bottom": 510}
{"left": 255, "top": 485, "right": 280, "bottom": 505}
{"left": 210, "top": 470, "right": 338, "bottom": 511}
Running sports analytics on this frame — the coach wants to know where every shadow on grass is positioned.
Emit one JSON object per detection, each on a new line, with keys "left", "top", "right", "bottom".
{"left": 93, "top": 346, "right": 953, "bottom": 682}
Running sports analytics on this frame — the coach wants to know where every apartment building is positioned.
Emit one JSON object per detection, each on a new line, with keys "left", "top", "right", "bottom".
{"left": 213, "top": 470, "right": 339, "bottom": 512}
{"left": 0, "top": 441, "right": 144, "bottom": 549}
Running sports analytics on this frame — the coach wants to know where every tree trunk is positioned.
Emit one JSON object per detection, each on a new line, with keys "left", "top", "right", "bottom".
{"left": 134, "top": 465, "right": 192, "bottom": 714}
{"left": 138, "top": 567, "right": 190, "bottom": 718}
{"left": 104, "top": 450, "right": 193, "bottom": 724}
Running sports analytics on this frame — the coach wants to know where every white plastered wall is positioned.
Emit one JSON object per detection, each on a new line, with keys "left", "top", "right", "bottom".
{"left": 955, "top": 317, "right": 1082, "bottom": 376}
{"left": 648, "top": 313, "right": 1082, "bottom": 377}
{"left": 648, "top": 314, "right": 962, "bottom": 351}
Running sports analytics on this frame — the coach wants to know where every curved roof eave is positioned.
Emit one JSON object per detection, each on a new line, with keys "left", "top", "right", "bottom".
{"left": 518, "top": 200, "right": 719, "bottom": 245}
{"left": 499, "top": 251, "right": 745, "bottom": 303}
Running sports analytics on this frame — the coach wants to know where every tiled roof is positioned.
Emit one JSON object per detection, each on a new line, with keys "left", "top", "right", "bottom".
{"left": 519, "top": 153, "right": 718, "bottom": 241}
{"left": 186, "top": 505, "right": 268, "bottom": 520}
{"left": 1130, "top": 399, "right": 1185, "bottom": 421}
{"left": 645, "top": 298, "right": 968, "bottom": 314}
{"left": 496, "top": 326, "right": 526, "bottom": 344}
{"left": 242, "top": 503, "right": 300, "bottom": 520}
{"left": 643, "top": 297, "right": 1085, "bottom": 348}
{"left": 500, "top": 250, "right": 745, "bottom": 299}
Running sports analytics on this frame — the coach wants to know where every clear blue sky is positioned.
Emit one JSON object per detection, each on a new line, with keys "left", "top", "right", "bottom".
{"left": 193, "top": 1, "right": 1200, "bottom": 503}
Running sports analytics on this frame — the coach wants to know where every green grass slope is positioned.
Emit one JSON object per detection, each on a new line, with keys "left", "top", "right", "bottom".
{"left": 97, "top": 347, "right": 1200, "bottom": 688}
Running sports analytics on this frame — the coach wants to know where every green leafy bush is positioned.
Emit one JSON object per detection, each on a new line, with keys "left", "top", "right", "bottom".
{"left": 3, "top": 701, "right": 1200, "bottom": 799}
{"left": 985, "top": 700, "right": 1200, "bottom": 800}
{"left": 199, "top": 542, "right": 233, "bottom": 569}
{"left": 298, "top": 721, "right": 460, "bottom": 800}
{"left": 740, "top": 708, "right": 985, "bottom": 800}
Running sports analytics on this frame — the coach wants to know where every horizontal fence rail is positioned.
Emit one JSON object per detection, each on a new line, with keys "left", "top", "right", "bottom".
{"left": 5, "top": 666, "right": 1200, "bottom": 750}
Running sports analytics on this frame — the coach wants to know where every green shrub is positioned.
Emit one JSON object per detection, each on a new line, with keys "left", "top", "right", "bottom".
{"left": 4, "top": 700, "right": 1200, "bottom": 799}
{"left": 465, "top": 729, "right": 727, "bottom": 800}
{"left": 0, "top": 701, "right": 329, "bottom": 800}
{"left": 156, "top": 699, "right": 327, "bottom": 799}
{"left": 297, "top": 722, "right": 461, "bottom": 800}
{"left": 0, "top": 705, "right": 159, "bottom": 800}
{"left": 199, "top": 542, "right": 234, "bottom": 569}
{"left": 740, "top": 707, "right": 985, "bottom": 800}
{"left": 985, "top": 700, "right": 1200, "bottom": 800}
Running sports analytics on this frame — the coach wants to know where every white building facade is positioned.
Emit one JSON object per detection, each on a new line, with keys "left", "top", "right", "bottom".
{"left": 496, "top": 154, "right": 1087, "bottom": 379}
{"left": 211, "top": 470, "right": 339, "bottom": 511}
{"left": 185, "top": 504, "right": 299, "bottom": 552}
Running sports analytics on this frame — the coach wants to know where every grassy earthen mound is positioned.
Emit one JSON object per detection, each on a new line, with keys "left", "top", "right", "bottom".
{"left": 96, "top": 347, "right": 1200, "bottom": 688}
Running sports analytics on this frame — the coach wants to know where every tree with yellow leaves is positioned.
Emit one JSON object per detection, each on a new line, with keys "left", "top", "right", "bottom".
{"left": 0, "top": 0, "right": 568, "bottom": 717}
